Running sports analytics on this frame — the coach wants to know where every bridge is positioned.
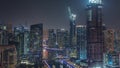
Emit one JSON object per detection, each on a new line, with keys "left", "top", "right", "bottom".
{"left": 59, "top": 59, "right": 75, "bottom": 68}
{"left": 42, "top": 46, "right": 81, "bottom": 68}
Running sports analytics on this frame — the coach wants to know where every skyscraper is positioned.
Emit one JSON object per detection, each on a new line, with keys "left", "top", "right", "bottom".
{"left": 30, "top": 24, "right": 43, "bottom": 51}
{"left": 24, "top": 29, "right": 30, "bottom": 55}
{"left": 14, "top": 26, "right": 30, "bottom": 56}
{"left": 47, "top": 29, "right": 57, "bottom": 60}
{"left": 86, "top": 0, "right": 104, "bottom": 63}
{"left": 68, "top": 7, "right": 77, "bottom": 46}
{"left": 67, "top": 7, "right": 77, "bottom": 58}
{"left": 76, "top": 25, "right": 87, "bottom": 60}
{"left": 56, "top": 29, "right": 69, "bottom": 49}
{"left": 30, "top": 24, "right": 43, "bottom": 64}
{"left": 0, "top": 24, "right": 9, "bottom": 45}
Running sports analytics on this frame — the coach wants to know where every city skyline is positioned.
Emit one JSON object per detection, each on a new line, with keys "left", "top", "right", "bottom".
{"left": 0, "top": 0, "right": 120, "bottom": 68}
{"left": 0, "top": 0, "right": 120, "bottom": 30}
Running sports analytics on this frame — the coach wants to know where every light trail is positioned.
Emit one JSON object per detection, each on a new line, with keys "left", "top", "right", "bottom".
{"left": 43, "top": 60, "right": 51, "bottom": 68}
{"left": 59, "top": 59, "right": 75, "bottom": 68}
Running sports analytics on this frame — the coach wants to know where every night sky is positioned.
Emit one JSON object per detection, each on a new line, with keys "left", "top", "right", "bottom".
{"left": 0, "top": 0, "right": 120, "bottom": 30}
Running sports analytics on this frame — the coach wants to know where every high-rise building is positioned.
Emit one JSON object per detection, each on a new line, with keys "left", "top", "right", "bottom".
{"left": 14, "top": 26, "right": 24, "bottom": 57}
{"left": 30, "top": 24, "right": 43, "bottom": 64}
{"left": 57, "top": 29, "right": 69, "bottom": 57}
{"left": 0, "top": 24, "right": 9, "bottom": 45}
{"left": 68, "top": 7, "right": 77, "bottom": 46}
{"left": 0, "top": 24, "right": 12, "bottom": 33}
{"left": 56, "top": 29, "right": 69, "bottom": 49}
{"left": 47, "top": 29, "right": 69, "bottom": 59}
{"left": 14, "top": 26, "right": 30, "bottom": 56}
{"left": 30, "top": 24, "right": 43, "bottom": 51}
{"left": 0, "top": 45, "right": 17, "bottom": 68}
{"left": 86, "top": 0, "right": 104, "bottom": 63}
{"left": 0, "top": 24, "right": 7, "bottom": 30}
{"left": 24, "top": 29, "right": 30, "bottom": 55}
{"left": 67, "top": 7, "right": 77, "bottom": 59}
{"left": 76, "top": 25, "right": 87, "bottom": 60}
{"left": 47, "top": 29, "right": 56, "bottom": 60}
{"left": 48, "top": 29, "right": 56, "bottom": 48}
{"left": 104, "top": 29, "right": 115, "bottom": 52}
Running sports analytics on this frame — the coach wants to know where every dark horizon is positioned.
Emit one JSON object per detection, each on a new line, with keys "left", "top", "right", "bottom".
{"left": 0, "top": 0, "right": 120, "bottom": 30}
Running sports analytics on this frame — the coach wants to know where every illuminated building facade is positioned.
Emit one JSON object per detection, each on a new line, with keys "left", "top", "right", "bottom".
{"left": 47, "top": 29, "right": 56, "bottom": 60}
{"left": 104, "top": 29, "right": 115, "bottom": 52}
{"left": 103, "top": 51, "right": 120, "bottom": 68}
{"left": 0, "top": 24, "right": 7, "bottom": 30}
{"left": 67, "top": 7, "right": 77, "bottom": 58}
{"left": 0, "top": 30, "right": 8, "bottom": 45}
{"left": 86, "top": 0, "right": 104, "bottom": 62}
{"left": 30, "top": 24, "right": 43, "bottom": 51}
{"left": 14, "top": 26, "right": 24, "bottom": 56}
{"left": 56, "top": 29, "right": 69, "bottom": 57}
{"left": 30, "top": 24, "right": 43, "bottom": 64}
{"left": 0, "top": 24, "right": 9, "bottom": 45}
{"left": 0, "top": 23, "right": 14, "bottom": 45}
{"left": 56, "top": 29, "right": 69, "bottom": 48}
{"left": 76, "top": 25, "right": 87, "bottom": 60}
{"left": 0, "top": 45, "right": 17, "bottom": 68}
{"left": 0, "top": 24, "right": 12, "bottom": 33}
{"left": 24, "top": 29, "right": 30, "bottom": 55}
{"left": 89, "top": 0, "right": 102, "bottom": 4}
{"left": 14, "top": 26, "right": 30, "bottom": 56}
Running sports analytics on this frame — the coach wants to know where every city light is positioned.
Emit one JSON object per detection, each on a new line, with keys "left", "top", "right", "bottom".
{"left": 89, "top": 0, "right": 102, "bottom": 4}
{"left": 93, "top": 66, "right": 102, "bottom": 68}
{"left": 71, "top": 14, "right": 77, "bottom": 21}
{"left": 95, "top": 67, "right": 101, "bottom": 68}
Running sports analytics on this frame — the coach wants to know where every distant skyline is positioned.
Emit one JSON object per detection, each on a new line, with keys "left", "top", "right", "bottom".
{"left": 0, "top": 0, "right": 120, "bottom": 30}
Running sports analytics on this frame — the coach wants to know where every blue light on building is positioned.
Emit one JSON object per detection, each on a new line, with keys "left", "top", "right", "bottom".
{"left": 89, "top": 0, "right": 102, "bottom": 4}
{"left": 76, "top": 25, "right": 87, "bottom": 60}
{"left": 104, "top": 51, "right": 120, "bottom": 68}
{"left": 14, "top": 26, "right": 30, "bottom": 56}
